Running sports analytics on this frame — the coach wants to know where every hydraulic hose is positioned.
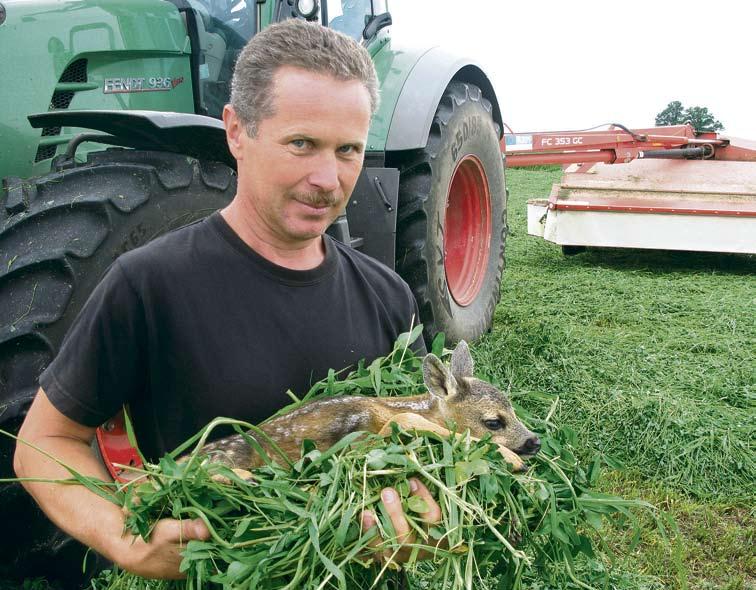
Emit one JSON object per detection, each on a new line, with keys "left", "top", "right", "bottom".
{"left": 640, "top": 146, "right": 712, "bottom": 159}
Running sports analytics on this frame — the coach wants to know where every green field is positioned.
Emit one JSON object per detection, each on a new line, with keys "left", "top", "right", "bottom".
{"left": 5, "top": 168, "right": 754, "bottom": 590}
{"left": 473, "top": 167, "right": 755, "bottom": 589}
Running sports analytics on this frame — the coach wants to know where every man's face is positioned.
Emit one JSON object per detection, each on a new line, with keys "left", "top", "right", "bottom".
{"left": 224, "top": 66, "right": 372, "bottom": 249}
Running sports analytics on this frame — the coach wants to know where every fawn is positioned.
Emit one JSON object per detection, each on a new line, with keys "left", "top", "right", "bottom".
{"left": 198, "top": 341, "right": 540, "bottom": 473}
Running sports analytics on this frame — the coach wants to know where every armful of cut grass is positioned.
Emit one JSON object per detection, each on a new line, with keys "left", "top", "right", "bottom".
{"left": 105, "top": 420, "right": 670, "bottom": 590}
{"left": 3, "top": 331, "right": 673, "bottom": 589}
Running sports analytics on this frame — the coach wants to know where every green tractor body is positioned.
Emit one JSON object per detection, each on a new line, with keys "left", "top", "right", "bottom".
{"left": 0, "top": 0, "right": 195, "bottom": 180}
{"left": 0, "top": 0, "right": 487, "bottom": 179}
{"left": 0, "top": 0, "right": 507, "bottom": 583}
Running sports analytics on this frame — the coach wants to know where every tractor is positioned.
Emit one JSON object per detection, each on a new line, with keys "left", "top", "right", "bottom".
{"left": 0, "top": 0, "right": 507, "bottom": 583}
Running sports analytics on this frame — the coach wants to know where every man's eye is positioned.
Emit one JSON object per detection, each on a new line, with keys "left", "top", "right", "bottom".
{"left": 338, "top": 144, "right": 357, "bottom": 155}
{"left": 483, "top": 419, "right": 504, "bottom": 431}
{"left": 291, "top": 139, "right": 309, "bottom": 149}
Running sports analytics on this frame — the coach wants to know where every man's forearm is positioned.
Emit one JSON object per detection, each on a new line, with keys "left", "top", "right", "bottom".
{"left": 14, "top": 390, "right": 209, "bottom": 579}
{"left": 14, "top": 432, "right": 129, "bottom": 564}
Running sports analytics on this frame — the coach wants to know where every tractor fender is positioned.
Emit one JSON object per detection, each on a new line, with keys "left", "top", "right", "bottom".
{"left": 385, "top": 46, "right": 503, "bottom": 151}
{"left": 28, "top": 110, "right": 234, "bottom": 168}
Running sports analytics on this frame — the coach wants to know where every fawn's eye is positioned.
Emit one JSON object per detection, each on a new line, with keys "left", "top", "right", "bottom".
{"left": 483, "top": 418, "right": 505, "bottom": 431}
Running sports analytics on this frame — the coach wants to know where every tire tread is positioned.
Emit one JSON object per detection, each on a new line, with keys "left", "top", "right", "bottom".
{"left": 390, "top": 82, "right": 506, "bottom": 344}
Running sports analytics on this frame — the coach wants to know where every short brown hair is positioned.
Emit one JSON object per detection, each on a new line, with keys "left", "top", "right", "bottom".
{"left": 230, "top": 19, "right": 379, "bottom": 136}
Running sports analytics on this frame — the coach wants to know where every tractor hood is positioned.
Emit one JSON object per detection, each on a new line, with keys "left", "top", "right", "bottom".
{"left": 0, "top": 0, "right": 193, "bottom": 180}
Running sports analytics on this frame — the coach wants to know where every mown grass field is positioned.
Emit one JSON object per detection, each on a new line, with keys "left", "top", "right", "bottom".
{"left": 3, "top": 168, "right": 753, "bottom": 590}
{"left": 472, "top": 167, "right": 755, "bottom": 589}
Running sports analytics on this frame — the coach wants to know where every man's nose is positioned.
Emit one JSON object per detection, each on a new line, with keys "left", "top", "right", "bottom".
{"left": 306, "top": 152, "right": 340, "bottom": 193}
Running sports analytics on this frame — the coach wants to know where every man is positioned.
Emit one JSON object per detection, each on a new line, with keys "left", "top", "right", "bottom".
{"left": 14, "top": 19, "right": 438, "bottom": 580}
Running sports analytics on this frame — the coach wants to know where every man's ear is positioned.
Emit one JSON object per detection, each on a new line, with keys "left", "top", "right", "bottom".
{"left": 423, "top": 354, "right": 458, "bottom": 399}
{"left": 223, "top": 104, "right": 246, "bottom": 161}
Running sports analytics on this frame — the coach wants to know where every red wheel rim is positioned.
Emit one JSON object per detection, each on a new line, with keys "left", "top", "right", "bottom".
{"left": 443, "top": 155, "right": 492, "bottom": 307}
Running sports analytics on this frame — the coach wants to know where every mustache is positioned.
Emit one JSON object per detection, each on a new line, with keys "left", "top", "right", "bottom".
{"left": 288, "top": 190, "right": 340, "bottom": 208}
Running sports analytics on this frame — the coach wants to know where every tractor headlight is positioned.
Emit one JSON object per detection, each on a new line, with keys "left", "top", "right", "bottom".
{"left": 294, "top": 0, "right": 319, "bottom": 19}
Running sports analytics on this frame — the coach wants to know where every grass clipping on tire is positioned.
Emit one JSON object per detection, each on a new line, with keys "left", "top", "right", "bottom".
{"left": 87, "top": 328, "right": 666, "bottom": 590}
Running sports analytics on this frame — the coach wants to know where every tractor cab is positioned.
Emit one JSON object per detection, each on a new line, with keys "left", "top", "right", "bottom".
{"left": 277, "top": 0, "right": 389, "bottom": 41}
{"left": 168, "top": 0, "right": 390, "bottom": 118}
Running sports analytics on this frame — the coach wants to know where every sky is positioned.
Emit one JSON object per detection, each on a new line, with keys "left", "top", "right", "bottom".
{"left": 389, "top": 0, "right": 755, "bottom": 139}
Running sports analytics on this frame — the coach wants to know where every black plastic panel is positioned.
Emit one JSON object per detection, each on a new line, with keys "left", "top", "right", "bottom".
{"left": 345, "top": 167, "right": 399, "bottom": 269}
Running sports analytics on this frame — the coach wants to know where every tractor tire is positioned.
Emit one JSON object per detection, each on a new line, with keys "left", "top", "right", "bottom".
{"left": 0, "top": 149, "right": 236, "bottom": 585}
{"left": 392, "top": 81, "right": 507, "bottom": 345}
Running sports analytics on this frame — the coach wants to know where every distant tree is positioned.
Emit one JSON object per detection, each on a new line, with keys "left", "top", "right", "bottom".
{"left": 655, "top": 101, "right": 685, "bottom": 126}
{"left": 682, "top": 106, "right": 724, "bottom": 132}
{"left": 655, "top": 100, "right": 724, "bottom": 132}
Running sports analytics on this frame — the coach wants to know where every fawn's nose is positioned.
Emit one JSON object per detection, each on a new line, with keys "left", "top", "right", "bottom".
{"left": 518, "top": 436, "right": 541, "bottom": 456}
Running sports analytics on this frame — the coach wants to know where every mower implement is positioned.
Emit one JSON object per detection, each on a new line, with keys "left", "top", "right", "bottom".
{"left": 504, "top": 125, "right": 756, "bottom": 255}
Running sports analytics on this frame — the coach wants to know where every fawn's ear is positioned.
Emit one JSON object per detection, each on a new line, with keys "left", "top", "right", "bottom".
{"left": 423, "top": 354, "right": 459, "bottom": 399}
{"left": 450, "top": 340, "right": 474, "bottom": 380}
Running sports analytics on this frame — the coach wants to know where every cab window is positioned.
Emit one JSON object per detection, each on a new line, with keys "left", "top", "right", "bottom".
{"left": 327, "top": 0, "right": 373, "bottom": 40}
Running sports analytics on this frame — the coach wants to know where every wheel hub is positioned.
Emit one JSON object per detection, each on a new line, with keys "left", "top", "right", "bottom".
{"left": 443, "top": 155, "right": 493, "bottom": 307}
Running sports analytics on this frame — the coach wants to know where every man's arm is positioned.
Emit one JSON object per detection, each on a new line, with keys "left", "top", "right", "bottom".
{"left": 14, "top": 388, "right": 209, "bottom": 579}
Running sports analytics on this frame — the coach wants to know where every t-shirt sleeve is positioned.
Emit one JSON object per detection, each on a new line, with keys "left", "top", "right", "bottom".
{"left": 39, "top": 260, "right": 147, "bottom": 427}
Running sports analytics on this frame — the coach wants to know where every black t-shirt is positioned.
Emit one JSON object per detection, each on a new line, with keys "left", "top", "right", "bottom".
{"left": 40, "top": 212, "right": 425, "bottom": 461}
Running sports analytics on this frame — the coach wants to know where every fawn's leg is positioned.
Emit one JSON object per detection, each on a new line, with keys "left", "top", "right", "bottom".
{"left": 378, "top": 412, "right": 525, "bottom": 472}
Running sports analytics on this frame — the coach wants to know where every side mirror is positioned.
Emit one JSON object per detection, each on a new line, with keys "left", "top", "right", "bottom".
{"left": 362, "top": 11, "right": 391, "bottom": 40}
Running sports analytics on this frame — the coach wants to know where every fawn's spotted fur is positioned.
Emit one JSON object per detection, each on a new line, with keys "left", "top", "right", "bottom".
{"left": 198, "top": 341, "right": 540, "bottom": 472}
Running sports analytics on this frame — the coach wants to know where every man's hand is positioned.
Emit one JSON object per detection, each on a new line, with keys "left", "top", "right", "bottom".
{"left": 115, "top": 517, "right": 210, "bottom": 579}
{"left": 360, "top": 477, "right": 442, "bottom": 564}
